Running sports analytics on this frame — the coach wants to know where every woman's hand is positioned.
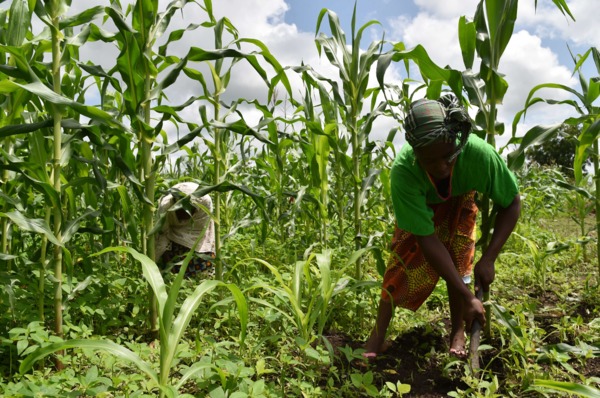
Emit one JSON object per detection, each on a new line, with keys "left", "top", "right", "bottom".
{"left": 464, "top": 295, "right": 486, "bottom": 330}
{"left": 476, "top": 194, "right": 519, "bottom": 293}
{"left": 474, "top": 258, "right": 495, "bottom": 293}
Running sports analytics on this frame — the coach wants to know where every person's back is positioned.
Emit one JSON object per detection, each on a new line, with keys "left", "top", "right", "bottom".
{"left": 155, "top": 182, "right": 216, "bottom": 278}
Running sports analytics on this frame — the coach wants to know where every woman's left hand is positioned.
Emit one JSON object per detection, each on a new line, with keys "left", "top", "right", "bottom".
{"left": 474, "top": 258, "right": 495, "bottom": 293}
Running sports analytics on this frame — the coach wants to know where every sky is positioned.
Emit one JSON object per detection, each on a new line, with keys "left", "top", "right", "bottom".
{"left": 36, "top": 0, "right": 600, "bottom": 150}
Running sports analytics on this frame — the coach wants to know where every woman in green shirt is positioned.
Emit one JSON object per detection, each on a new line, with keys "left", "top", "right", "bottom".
{"left": 364, "top": 95, "right": 521, "bottom": 358}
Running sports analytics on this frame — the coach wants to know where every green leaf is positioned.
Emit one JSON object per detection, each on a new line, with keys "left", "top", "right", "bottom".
{"left": 93, "top": 246, "right": 168, "bottom": 319}
{"left": 458, "top": 16, "right": 476, "bottom": 70}
{"left": 0, "top": 211, "right": 62, "bottom": 246}
{"left": 575, "top": 118, "right": 600, "bottom": 184}
{"left": 165, "top": 280, "right": 247, "bottom": 379}
{"left": 547, "top": 0, "right": 575, "bottom": 21}
{"left": 238, "top": 37, "right": 294, "bottom": 101}
{"left": 153, "top": 0, "right": 190, "bottom": 43}
{"left": 462, "top": 70, "right": 485, "bottom": 109}
{"left": 377, "top": 44, "right": 463, "bottom": 99}
{"left": 0, "top": 119, "right": 53, "bottom": 138}
{"left": 490, "top": 302, "right": 525, "bottom": 349}
{"left": 0, "top": 44, "right": 39, "bottom": 81}
{"left": 106, "top": 5, "right": 136, "bottom": 34}
{"left": 59, "top": 6, "right": 104, "bottom": 29}
{"left": 486, "top": 0, "right": 517, "bottom": 61}
{"left": 507, "top": 124, "right": 562, "bottom": 170}
{"left": 19, "top": 339, "right": 158, "bottom": 384}
{"left": 7, "top": 0, "right": 30, "bottom": 46}
{"left": 176, "top": 362, "right": 214, "bottom": 390}
{"left": 150, "top": 57, "right": 188, "bottom": 99}
{"left": 359, "top": 169, "right": 381, "bottom": 208}
{"left": 350, "top": 373, "right": 362, "bottom": 388}
{"left": 62, "top": 209, "right": 101, "bottom": 244}
{"left": 531, "top": 379, "right": 600, "bottom": 398}
{"left": 0, "top": 253, "right": 18, "bottom": 260}
{"left": 0, "top": 80, "right": 126, "bottom": 131}
{"left": 211, "top": 119, "right": 273, "bottom": 145}
{"left": 551, "top": 178, "right": 594, "bottom": 200}
{"left": 191, "top": 182, "right": 267, "bottom": 217}
{"left": 304, "top": 347, "right": 321, "bottom": 361}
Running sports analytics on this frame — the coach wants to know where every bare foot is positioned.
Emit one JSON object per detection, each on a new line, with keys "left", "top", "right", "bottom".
{"left": 362, "top": 339, "right": 392, "bottom": 359}
{"left": 449, "top": 330, "right": 467, "bottom": 359}
{"left": 363, "top": 332, "right": 384, "bottom": 357}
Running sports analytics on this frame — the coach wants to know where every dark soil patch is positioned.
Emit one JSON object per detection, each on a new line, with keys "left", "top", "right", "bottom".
{"left": 326, "top": 325, "right": 469, "bottom": 397}
{"left": 366, "top": 329, "right": 467, "bottom": 397}
{"left": 573, "top": 300, "right": 600, "bottom": 323}
{"left": 528, "top": 289, "right": 560, "bottom": 307}
{"left": 582, "top": 357, "right": 600, "bottom": 378}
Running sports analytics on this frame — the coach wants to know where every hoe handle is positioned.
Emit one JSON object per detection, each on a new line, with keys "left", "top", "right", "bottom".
{"left": 469, "top": 287, "right": 484, "bottom": 370}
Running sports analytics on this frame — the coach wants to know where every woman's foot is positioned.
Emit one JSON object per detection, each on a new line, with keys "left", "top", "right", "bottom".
{"left": 363, "top": 299, "right": 394, "bottom": 359}
{"left": 449, "top": 329, "right": 467, "bottom": 358}
{"left": 362, "top": 339, "right": 392, "bottom": 359}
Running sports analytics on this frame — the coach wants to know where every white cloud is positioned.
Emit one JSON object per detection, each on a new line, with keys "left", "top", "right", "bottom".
{"left": 518, "top": 0, "right": 600, "bottom": 49}
{"left": 501, "top": 30, "right": 576, "bottom": 122}
{"left": 413, "top": 0, "right": 479, "bottom": 19}
{"left": 391, "top": 13, "right": 462, "bottom": 69}
{"left": 212, "top": 0, "right": 289, "bottom": 38}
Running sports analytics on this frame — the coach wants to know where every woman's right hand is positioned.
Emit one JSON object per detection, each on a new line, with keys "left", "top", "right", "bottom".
{"left": 464, "top": 295, "right": 485, "bottom": 331}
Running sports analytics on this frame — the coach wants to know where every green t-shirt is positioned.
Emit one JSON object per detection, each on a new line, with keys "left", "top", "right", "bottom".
{"left": 390, "top": 134, "right": 519, "bottom": 236}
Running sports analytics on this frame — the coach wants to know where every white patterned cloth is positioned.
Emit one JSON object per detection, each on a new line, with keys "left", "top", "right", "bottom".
{"left": 155, "top": 182, "right": 215, "bottom": 260}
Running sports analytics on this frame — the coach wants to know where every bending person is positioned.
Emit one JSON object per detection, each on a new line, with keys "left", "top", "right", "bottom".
{"left": 364, "top": 95, "right": 520, "bottom": 358}
{"left": 155, "top": 182, "right": 216, "bottom": 279}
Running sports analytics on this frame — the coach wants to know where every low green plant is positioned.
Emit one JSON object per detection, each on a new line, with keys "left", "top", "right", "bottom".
{"left": 239, "top": 249, "right": 342, "bottom": 349}
{"left": 530, "top": 379, "right": 600, "bottom": 397}
{"left": 553, "top": 176, "right": 596, "bottom": 262}
{"left": 349, "top": 370, "right": 378, "bottom": 397}
{"left": 383, "top": 380, "right": 412, "bottom": 397}
{"left": 1, "top": 321, "right": 62, "bottom": 375}
{"left": 512, "top": 233, "right": 570, "bottom": 287}
{"left": 448, "top": 370, "right": 501, "bottom": 398}
{"left": 239, "top": 248, "right": 377, "bottom": 351}
{"left": 19, "top": 246, "right": 248, "bottom": 397}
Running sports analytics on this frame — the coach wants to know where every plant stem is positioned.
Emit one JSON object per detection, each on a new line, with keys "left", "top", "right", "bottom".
{"left": 1, "top": 138, "right": 12, "bottom": 272}
{"left": 335, "top": 153, "right": 345, "bottom": 246}
{"left": 39, "top": 210, "right": 51, "bottom": 321}
{"left": 214, "top": 97, "right": 223, "bottom": 280}
{"left": 481, "top": 102, "right": 498, "bottom": 338}
{"left": 50, "top": 0, "right": 64, "bottom": 369}
{"left": 351, "top": 122, "right": 362, "bottom": 280}
{"left": 593, "top": 140, "right": 600, "bottom": 285}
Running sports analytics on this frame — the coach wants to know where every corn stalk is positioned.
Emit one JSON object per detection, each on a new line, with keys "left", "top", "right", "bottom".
{"left": 315, "top": 4, "right": 384, "bottom": 278}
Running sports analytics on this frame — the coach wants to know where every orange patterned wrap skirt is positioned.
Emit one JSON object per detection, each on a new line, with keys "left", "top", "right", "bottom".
{"left": 382, "top": 192, "right": 478, "bottom": 311}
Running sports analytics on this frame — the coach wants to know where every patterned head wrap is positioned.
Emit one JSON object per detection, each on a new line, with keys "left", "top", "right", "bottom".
{"left": 404, "top": 94, "right": 472, "bottom": 160}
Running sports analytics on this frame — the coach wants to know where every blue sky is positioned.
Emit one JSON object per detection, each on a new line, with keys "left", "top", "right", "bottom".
{"left": 284, "top": 0, "right": 419, "bottom": 34}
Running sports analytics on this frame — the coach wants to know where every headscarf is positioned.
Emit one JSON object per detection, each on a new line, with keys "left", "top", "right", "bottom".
{"left": 155, "top": 182, "right": 215, "bottom": 260}
{"left": 404, "top": 94, "right": 472, "bottom": 160}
